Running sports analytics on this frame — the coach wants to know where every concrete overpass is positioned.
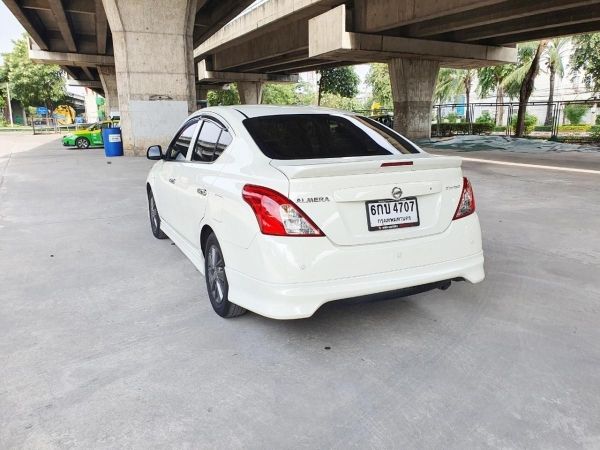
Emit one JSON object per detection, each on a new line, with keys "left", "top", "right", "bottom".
{"left": 195, "top": 0, "right": 600, "bottom": 139}
{"left": 3, "top": 0, "right": 255, "bottom": 154}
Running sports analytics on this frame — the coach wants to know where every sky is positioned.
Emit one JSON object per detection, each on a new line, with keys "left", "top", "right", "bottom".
{"left": 0, "top": 2, "right": 25, "bottom": 63}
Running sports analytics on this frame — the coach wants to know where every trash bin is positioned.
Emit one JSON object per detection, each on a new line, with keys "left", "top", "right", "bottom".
{"left": 102, "top": 127, "right": 124, "bottom": 157}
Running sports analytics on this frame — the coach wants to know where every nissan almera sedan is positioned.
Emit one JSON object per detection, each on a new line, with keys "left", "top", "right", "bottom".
{"left": 145, "top": 105, "right": 484, "bottom": 319}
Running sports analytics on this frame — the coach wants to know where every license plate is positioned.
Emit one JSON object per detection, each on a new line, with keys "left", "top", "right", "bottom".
{"left": 366, "top": 197, "right": 420, "bottom": 231}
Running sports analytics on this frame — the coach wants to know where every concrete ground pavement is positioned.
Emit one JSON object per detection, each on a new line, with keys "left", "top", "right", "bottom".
{"left": 1, "top": 135, "right": 600, "bottom": 448}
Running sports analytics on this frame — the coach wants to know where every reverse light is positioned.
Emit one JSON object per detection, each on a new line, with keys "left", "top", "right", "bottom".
{"left": 242, "top": 184, "right": 324, "bottom": 237}
{"left": 452, "top": 177, "right": 476, "bottom": 220}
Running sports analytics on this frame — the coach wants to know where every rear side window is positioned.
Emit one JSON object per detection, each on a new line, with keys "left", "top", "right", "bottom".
{"left": 192, "top": 119, "right": 232, "bottom": 162}
{"left": 243, "top": 114, "right": 418, "bottom": 160}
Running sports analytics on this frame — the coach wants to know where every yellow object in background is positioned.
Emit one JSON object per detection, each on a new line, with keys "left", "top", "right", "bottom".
{"left": 53, "top": 105, "right": 76, "bottom": 125}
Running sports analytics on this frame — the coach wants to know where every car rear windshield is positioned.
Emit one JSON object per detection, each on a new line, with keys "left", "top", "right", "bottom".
{"left": 243, "top": 114, "right": 419, "bottom": 160}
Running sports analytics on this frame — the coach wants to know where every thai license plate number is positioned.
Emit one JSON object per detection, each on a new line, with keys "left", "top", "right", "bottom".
{"left": 366, "top": 197, "right": 420, "bottom": 231}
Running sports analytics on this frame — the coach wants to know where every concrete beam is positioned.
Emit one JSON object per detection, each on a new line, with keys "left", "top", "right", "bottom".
{"left": 308, "top": 6, "right": 516, "bottom": 68}
{"left": 212, "top": 19, "right": 308, "bottom": 71}
{"left": 21, "top": 0, "right": 96, "bottom": 14}
{"left": 197, "top": 60, "right": 299, "bottom": 84}
{"left": 194, "top": 0, "right": 341, "bottom": 59}
{"left": 29, "top": 48, "right": 115, "bottom": 66}
{"left": 81, "top": 66, "right": 95, "bottom": 80}
{"left": 193, "top": 0, "right": 255, "bottom": 46}
{"left": 353, "top": 0, "right": 505, "bottom": 34}
{"left": 398, "top": 0, "right": 600, "bottom": 38}
{"left": 445, "top": 4, "right": 600, "bottom": 42}
{"left": 95, "top": 0, "right": 108, "bottom": 54}
{"left": 68, "top": 79, "right": 103, "bottom": 88}
{"left": 481, "top": 19, "right": 600, "bottom": 45}
{"left": 48, "top": 0, "right": 77, "bottom": 52}
{"left": 3, "top": 0, "right": 49, "bottom": 50}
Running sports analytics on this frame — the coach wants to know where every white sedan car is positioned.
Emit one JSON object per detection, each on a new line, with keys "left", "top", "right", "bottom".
{"left": 146, "top": 106, "right": 484, "bottom": 319}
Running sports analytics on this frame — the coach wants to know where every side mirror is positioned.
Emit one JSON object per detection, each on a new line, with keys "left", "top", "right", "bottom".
{"left": 147, "top": 145, "right": 163, "bottom": 160}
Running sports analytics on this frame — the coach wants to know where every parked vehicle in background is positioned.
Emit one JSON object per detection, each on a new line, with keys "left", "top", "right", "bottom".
{"left": 62, "top": 118, "right": 120, "bottom": 149}
{"left": 145, "top": 106, "right": 484, "bottom": 320}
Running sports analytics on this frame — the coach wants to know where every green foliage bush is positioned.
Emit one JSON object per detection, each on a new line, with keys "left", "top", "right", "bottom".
{"left": 432, "top": 122, "right": 493, "bottom": 136}
{"left": 444, "top": 112, "right": 461, "bottom": 123}
{"left": 509, "top": 113, "right": 537, "bottom": 135}
{"left": 595, "top": 115, "right": 600, "bottom": 125}
{"left": 494, "top": 126, "right": 506, "bottom": 132}
{"left": 564, "top": 104, "right": 590, "bottom": 125}
{"left": 475, "top": 111, "right": 494, "bottom": 125}
{"left": 590, "top": 125, "right": 600, "bottom": 141}
{"left": 558, "top": 125, "right": 591, "bottom": 132}
{"left": 533, "top": 125, "right": 552, "bottom": 132}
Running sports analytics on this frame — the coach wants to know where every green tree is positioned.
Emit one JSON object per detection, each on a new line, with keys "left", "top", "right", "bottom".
{"left": 261, "top": 82, "right": 314, "bottom": 105}
{"left": 435, "top": 69, "right": 475, "bottom": 122}
{"left": 543, "top": 38, "right": 569, "bottom": 126}
{"left": 317, "top": 66, "right": 359, "bottom": 106}
{"left": 207, "top": 85, "right": 240, "bottom": 106}
{"left": 365, "top": 63, "right": 392, "bottom": 108}
{"left": 477, "top": 65, "right": 513, "bottom": 125}
{"left": 1, "top": 36, "right": 66, "bottom": 110}
{"left": 570, "top": 33, "right": 600, "bottom": 93}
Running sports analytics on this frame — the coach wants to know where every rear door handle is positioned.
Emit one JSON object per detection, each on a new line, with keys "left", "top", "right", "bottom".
{"left": 168, "top": 177, "right": 176, "bottom": 184}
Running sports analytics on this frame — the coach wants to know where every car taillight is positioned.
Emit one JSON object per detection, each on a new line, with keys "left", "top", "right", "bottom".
{"left": 453, "top": 177, "right": 476, "bottom": 220}
{"left": 242, "top": 184, "right": 324, "bottom": 237}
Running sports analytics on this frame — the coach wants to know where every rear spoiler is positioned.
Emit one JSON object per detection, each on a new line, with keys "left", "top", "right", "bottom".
{"left": 270, "top": 155, "right": 462, "bottom": 179}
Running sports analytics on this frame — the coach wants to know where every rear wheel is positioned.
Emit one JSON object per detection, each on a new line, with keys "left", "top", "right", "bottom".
{"left": 75, "top": 137, "right": 90, "bottom": 149}
{"left": 204, "top": 233, "right": 246, "bottom": 318}
{"left": 148, "top": 189, "right": 168, "bottom": 239}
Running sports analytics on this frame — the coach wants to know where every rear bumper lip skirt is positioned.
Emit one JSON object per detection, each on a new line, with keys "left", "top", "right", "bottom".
{"left": 226, "top": 251, "right": 484, "bottom": 319}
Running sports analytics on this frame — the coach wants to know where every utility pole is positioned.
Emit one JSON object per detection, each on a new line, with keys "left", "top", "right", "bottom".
{"left": 6, "top": 82, "right": 14, "bottom": 127}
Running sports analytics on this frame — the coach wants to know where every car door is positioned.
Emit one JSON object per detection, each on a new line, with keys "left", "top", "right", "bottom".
{"left": 92, "top": 123, "right": 105, "bottom": 146}
{"left": 152, "top": 118, "right": 200, "bottom": 231}
{"left": 174, "top": 116, "right": 233, "bottom": 246}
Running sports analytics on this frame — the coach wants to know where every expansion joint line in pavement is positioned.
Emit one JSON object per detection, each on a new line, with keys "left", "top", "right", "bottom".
{"left": 461, "top": 157, "right": 600, "bottom": 175}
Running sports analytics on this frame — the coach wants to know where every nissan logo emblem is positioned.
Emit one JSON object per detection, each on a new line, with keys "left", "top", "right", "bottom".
{"left": 392, "top": 187, "right": 403, "bottom": 200}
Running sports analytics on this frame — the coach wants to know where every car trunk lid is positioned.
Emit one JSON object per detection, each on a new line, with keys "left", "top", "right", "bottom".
{"left": 271, "top": 154, "right": 465, "bottom": 246}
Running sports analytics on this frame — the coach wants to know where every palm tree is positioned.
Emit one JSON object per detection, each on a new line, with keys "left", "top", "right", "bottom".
{"left": 502, "top": 41, "right": 547, "bottom": 136}
{"left": 435, "top": 69, "right": 476, "bottom": 122}
{"left": 477, "top": 65, "right": 514, "bottom": 126}
{"left": 543, "top": 38, "right": 569, "bottom": 126}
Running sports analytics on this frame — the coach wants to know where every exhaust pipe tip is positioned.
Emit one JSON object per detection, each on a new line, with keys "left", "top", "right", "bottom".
{"left": 438, "top": 280, "right": 451, "bottom": 291}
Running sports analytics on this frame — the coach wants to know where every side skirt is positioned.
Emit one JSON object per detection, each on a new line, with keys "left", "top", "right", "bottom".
{"left": 160, "top": 220, "right": 205, "bottom": 275}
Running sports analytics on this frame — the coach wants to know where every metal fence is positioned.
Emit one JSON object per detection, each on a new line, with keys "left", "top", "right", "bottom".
{"left": 32, "top": 117, "right": 95, "bottom": 135}
{"left": 356, "top": 100, "right": 600, "bottom": 141}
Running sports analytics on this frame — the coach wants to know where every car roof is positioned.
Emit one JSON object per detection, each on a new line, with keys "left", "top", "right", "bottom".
{"left": 196, "top": 105, "right": 357, "bottom": 119}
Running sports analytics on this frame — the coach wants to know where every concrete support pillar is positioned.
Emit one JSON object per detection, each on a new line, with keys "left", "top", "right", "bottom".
{"left": 237, "top": 81, "right": 263, "bottom": 105}
{"left": 97, "top": 65, "right": 119, "bottom": 118}
{"left": 102, "top": 0, "right": 197, "bottom": 155}
{"left": 388, "top": 58, "right": 440, "bottom": 140}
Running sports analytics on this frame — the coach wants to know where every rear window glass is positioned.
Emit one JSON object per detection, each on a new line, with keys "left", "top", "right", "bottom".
{"left": 243, "top": 114, "right": 419, "bottom": 160}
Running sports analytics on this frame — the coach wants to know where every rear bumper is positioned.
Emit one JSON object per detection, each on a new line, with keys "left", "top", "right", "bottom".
{"left": 227, "top": 251, "right": 484, "bottom": 319}
{"left": 223, "top": 213, "right": 484, "bottom": 319}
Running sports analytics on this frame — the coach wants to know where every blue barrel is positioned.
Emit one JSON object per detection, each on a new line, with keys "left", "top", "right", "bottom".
{"left": 102, "top": 127, "right": 124, "bottom": 157}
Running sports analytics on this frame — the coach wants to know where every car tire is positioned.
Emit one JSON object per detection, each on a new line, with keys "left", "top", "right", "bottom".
{"left": 147, "top": 189, "right": 168, "bottom": 239}
{"left": 204, "top": 233, "right": 247, "bottom": 318}
{"left": 75, "top": 137, "right": 90, "bottom": 149}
